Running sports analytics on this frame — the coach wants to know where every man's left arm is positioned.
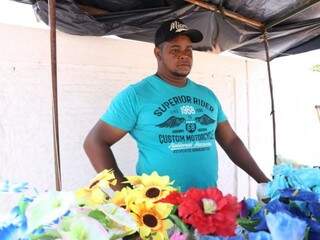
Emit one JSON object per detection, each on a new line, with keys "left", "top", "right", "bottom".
{"left": 215, "top": 121, "right": 270, "bottom": 183}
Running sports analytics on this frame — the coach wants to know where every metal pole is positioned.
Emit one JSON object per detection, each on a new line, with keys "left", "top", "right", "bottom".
{"left": 262, "top": 30, "right": 277, "bottom": 165}
{"left": 316, "top": 105, "right": 320, "bottom": 123}
{"left": 48, "top": 0, "right": 62, "bottom": 191}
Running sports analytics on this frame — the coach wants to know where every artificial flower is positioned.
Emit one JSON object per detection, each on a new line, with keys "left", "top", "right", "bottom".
{"left": 75, "top": 169, "right": 117, "bottom": 207}
{"left": 25, "top": 191, "right": 76, "bottom": 234}
{"left": 170, "top": 230, "right": 187, "bottom": 240}
{"left": 127, "top": 172, "right": 176, "bottom": 201}
{"left": 98, "top": 203, "right": 138, "bottom": 233}
{"left": 0, "top": 180, "right": 28, "bottom": 193}
{"left": 130, "top": 200, "right": 173, "bottom": 240}
{"left": 0, "top": 223, "right": 22, "bottom": 240}
{"left": 58, "top": 214, "right": 112, "bottom": 240}
{"left": 112, "top": 186, "right": 137, "bottom": 208}
{"left": 177, "top": 188, "right": 240, "bottom": 236}
{"left": 247, "top": 231, "right": 271, "bottom": 240}
{"left": 76, "top": 186, "right": 109, "bottom": 207}
{"left": 265, "top": 212, "right": 307, "bottom": 240}
{"left": 158, "top": 191, "right": 183, "bottom": 205}
{"left": 278, "top": 188, "right": 320, "bottom": 203}
{"left": 238, "top": 198, "right": 267, "bottom": 232}
{"left": 89, "top": 169, "right": 117, "bottom": 190}
{"left": 266, "top": 164, "right": 320, "bottom": 199}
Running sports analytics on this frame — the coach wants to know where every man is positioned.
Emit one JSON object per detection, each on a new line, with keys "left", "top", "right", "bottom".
{"left": 84, "top": 19, "right": 269, "bottom": 191}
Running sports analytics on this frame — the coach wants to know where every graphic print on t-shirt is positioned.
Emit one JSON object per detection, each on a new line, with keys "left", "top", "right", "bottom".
{"left": 154, "top": 95, "right": 216, "bottom": 153}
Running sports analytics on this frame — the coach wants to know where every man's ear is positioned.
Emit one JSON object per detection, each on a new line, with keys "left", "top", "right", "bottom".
{"left": 154, "top": 47, "right": 161, "bottom": 61}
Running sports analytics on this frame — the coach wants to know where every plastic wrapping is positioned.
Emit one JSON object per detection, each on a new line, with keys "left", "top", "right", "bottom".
{"left": 14, "top": 0, "right": 320, "bottom": 60}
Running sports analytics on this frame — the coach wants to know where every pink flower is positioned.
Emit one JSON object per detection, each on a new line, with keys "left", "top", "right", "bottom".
{"left": 170, "top": 231, "right": 188, "bottom": 240}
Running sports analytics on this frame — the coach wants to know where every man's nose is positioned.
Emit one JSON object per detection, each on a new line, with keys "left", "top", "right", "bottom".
{"left": 178, "top": 52, "right": 190, "bottom": 59}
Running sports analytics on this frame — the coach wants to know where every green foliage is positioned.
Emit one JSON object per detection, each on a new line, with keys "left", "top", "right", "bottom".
{"left": 30, "top": 230, "right": 61, "bottom": 240}
{"left": 312, "top": 64, "right": 320, "bottom": 72}
{"left": 88, "top": 209, "right": 113, "bottom": 228}
{"left": 169, "top": 214, "right": 190, "bottom": 235}
{"left": 237, "top": 218, "right": 260, "bottom": 232}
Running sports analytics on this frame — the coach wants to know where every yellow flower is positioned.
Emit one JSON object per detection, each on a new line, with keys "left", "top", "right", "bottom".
{"left": 76, "top": 186, "right": 108, "bottom": 207}
{"left": 130, "top": 201, "right": 173, "bottom": 240}
{"left": 112, "top": 187, "right": 140, "bottom": 210}
{"left": 75, "top": 169, "right": 117, "bottom": 207}
{"left": 127, "top": 172, "right": 176, "bottom": 202}
{"left": 89, "top": 169, "right": 117, "bottom": 190}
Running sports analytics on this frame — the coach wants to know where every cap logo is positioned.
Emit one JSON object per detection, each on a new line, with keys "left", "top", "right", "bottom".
{"left": 170, "top": 21, "right": 188, "bottom": 33}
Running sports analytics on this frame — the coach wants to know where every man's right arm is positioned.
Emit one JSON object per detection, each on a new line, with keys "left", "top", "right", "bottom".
{"left": 83, "top": 120, "right": 129, "bottom": 191}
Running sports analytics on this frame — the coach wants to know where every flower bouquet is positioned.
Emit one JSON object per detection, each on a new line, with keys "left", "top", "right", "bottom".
{"left": 237, "top": 164, "right": 320, "bottom": 240}
{"left": 1, "top": 163, "right": 320, "bottom": 240}
{"left": 0, "top": 170, "right": 241, "bottom": 240}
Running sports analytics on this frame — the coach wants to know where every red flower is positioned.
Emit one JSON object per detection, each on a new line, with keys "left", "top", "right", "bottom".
{"left": 157, "top": 191, "right": 183, "bottom": 205}
{"left": 178, "top": 188, "right": 241, "bottom": 236}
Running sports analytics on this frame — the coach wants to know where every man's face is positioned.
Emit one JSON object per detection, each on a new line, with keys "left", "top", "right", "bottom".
{"left": 155, "top": 35, "right": 193, "bottom": 78}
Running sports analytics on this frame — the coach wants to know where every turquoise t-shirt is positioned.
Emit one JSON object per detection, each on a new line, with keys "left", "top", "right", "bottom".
{"left": 101, "top": 75, "right": 227, "bottom": 191}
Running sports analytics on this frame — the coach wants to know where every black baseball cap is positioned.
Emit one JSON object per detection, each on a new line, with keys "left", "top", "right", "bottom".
{"left": 154, "top": 19, "right": 203, "bottom": 46}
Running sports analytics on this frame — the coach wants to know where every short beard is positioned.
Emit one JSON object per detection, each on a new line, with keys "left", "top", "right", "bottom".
{"left": 170, "top": 69, "right": 190, "bottom": 78}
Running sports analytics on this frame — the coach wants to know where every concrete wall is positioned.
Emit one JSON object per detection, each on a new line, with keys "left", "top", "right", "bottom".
{"left": 0, "top": 23, "right": 274, "bottom": 198}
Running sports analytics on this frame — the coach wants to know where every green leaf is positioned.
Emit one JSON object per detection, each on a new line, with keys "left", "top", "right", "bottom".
{"left": 304, "top": 227, "right": 310, "bottom": 240}
{"left": 30, "top": 230, "right": 61, "bottom": 240}
{"left": 18, "top": 196, "right": 30, "bottom": 215}
{"left": 237, "top": 218, "right": 260, "bottom": 232}
{"left": 170, "top": 205, "right": 178, "bottom": 215}
{"left": 168, "top": 214, "right": 190, "bottom": 235}
{"left": 250, "top": 203, "right": 262, "bottom": 216}
{"left": 110, "top": 231, "right": 137, "bottom": 240}
{"left": 88, "top": 209, "right": 113, "bottom": 228}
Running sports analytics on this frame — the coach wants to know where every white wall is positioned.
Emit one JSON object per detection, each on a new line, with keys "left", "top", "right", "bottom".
{"left": 0, "top": 23, "right": 274, "bottom": 198}
{"left": 271, "top": 52, "right": 320, "bottom": 167}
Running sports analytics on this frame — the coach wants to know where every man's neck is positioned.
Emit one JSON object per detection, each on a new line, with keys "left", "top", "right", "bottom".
{"left": 155, "top": 72, "right": 187, "bottom": 87}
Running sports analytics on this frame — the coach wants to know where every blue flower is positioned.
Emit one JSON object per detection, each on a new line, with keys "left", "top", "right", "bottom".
{"left": 0, "top": 181, "right": 29, "bottom": 193}
{"left": 312, "top": 186, "right": 320, "bottom": 195}
{"left": 238, "top": 199, "right": 267, "bottom": 232}
{"left": 295, "top": 167, "right": 320, "bottom": 188}
{"left": 266, "top": 175, "right": 290, "bottom": 199}
{"left": 308, "top": 202, "right": 320, "bottom": 218}
{"left": 248, "top": 231, "right": 271, "bottom": 240}
{"left": 266, "top": 164, "right": 320, "bottom": 200}
{"left": 199, "top": 235, "right": 243, "bottom": 240}
{"left": 265, "top": 212, "right": 307, "bottom": 240}
{"left": 240, "top": 199, "right": 258, "bottom": 218}
{"left": 0, "top": 224, "right": 20, "bottom": 240}
{"left": 265, "top": 199, "right": 289, "bottom": 214}
{"left": 278, "top": 189, "right": 320, "bottom": 203}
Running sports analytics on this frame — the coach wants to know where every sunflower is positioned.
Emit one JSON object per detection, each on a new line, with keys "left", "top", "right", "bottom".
{"left": 127, "top": 172, "right": 176, "bottom": 202}
{"left": 89, "top": 169, "right": 117, "bottom": 190}
{"left": 130, "top": 201, "right": 173, "bottom": 240}
{"left": 112, "top": 187, "right": 140, "bottom": 210}
{"left": 75, "top": 169, "right": 116, "bottom": 207}
{"left": 76, "top": 185, "right": 109, "bottom": 207}
{"left": 127, "top": 172, "right": 173, "bottom": 188}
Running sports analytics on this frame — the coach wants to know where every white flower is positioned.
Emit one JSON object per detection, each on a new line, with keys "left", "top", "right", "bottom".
{"left": 25, "top": 191, "right": 77, "bottom": 233}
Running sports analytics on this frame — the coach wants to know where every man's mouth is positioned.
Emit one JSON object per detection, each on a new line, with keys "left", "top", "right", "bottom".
{"left": 177, "top": 63, "right": 191, "bottom": 67}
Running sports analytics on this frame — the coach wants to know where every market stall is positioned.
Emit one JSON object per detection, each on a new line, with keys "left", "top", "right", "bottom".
{"left": 1, "top": 1, "right": 320, "bottom": 239}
